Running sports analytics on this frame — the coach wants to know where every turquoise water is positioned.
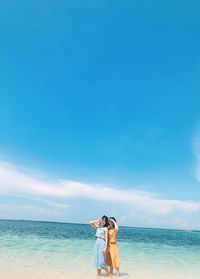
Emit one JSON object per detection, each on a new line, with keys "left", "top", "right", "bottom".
{"left": 0, "top": 220, "right": 200, "bottom": 279}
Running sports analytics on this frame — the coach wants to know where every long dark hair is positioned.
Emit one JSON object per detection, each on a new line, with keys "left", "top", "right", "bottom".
{"left": 102, "top": 215, "right": 109, "bottom": 227}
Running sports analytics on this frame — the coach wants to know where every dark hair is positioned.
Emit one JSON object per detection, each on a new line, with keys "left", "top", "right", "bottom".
{"left": 109, "top": 217, "right": 117, "bottom": 228}
{"left": 102, "top": 215, "right": 109, "bottom": 227}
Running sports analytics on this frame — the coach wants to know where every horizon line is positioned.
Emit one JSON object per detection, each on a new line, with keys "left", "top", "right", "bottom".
{"left": 0, "top": 218, "right": 199, "bottom": 232}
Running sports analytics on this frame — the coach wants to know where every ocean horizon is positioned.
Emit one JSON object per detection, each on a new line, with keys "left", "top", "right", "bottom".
{"left": 2, "top": 218, "right": 200, "bottom": 232}
{"left": 0, "top": 219, "right": 200, "bottom": 279}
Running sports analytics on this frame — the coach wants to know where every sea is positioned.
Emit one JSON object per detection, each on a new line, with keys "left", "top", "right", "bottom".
{"left": 0, "top": 220, "right": 200, "bottom": 279}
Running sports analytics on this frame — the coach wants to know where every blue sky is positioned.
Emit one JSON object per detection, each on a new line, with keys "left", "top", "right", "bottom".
{"left": 0, "top": 0, "right": 200, "bottom": 229}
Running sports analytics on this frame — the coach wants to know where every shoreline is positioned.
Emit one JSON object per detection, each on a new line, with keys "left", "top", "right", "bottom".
{"left": 1, "top": 220, "right": 200, "bottom": 279}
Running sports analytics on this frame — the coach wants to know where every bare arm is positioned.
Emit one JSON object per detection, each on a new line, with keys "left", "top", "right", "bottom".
{"left": 111, "top": 219, "right": 119, "bottom": 233}
{"left": 89, "top": 219, "right": 100, "bottom": 229}
{"left": 103, "top": 228, "right": 108, "bottom": 253}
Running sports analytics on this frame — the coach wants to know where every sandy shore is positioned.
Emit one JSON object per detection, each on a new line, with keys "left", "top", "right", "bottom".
{"left": 1, "top": 270, "right": 200, "bottom": 279}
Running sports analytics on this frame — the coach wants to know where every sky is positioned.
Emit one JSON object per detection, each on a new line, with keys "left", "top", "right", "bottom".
{"left": 0, "top": 0, "right": 200, "bottom": 229}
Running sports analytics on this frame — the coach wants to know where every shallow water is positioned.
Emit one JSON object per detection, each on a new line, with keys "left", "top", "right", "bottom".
{"left": 0, "top": 220, "right": 200, "bottom": 279}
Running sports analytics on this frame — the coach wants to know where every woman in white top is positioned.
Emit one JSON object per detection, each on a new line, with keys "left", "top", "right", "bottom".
{"left": 89, "top": 215, "right": 110, "bottom": 276}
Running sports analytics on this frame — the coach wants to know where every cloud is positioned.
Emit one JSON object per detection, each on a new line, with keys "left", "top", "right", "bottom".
{"left": 0, "top": 161, "right": 200, "bottom": 219}
{"left": 0, "top": 204, "right": 50, "bottom": 220}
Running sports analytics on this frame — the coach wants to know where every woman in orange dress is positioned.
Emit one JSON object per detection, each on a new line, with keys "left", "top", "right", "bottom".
{"left": 106, "top": 217, "right": 120, "bottom": 276}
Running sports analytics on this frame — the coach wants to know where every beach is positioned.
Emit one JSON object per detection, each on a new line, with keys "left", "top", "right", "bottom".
{"left": 0, "top": 220, "right": 200, "bottom": 279}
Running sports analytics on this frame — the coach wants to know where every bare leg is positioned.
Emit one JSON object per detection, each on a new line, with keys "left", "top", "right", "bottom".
{"left": 97, "top": 269, "right": 101, "bottom": 276}
{"left": 116, "top": 268, "right": 120, "bottom": 277}
{"left": 104, "top": 266, "right": 110, "bottom": 277}
{"left": 110, "top": 266, "right": 113, "bottom": 275}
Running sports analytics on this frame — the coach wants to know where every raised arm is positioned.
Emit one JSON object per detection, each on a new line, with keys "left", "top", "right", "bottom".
{"left": 111, "top": 218, "right": 119, "bottom": 232}
{"left": 89, "top": 219, "right": 100, "bottom": 229}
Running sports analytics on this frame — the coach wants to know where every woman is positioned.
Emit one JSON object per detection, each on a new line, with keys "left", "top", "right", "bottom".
{"left": 89, "top": 216, "right": 110, "bottom": 277}
{"left": 106, "top": 217, "right": 120, "bottom": 276}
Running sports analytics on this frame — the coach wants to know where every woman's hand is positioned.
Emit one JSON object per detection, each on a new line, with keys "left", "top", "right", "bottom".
{"left": 89, "top": 219, "right": 100, "bottom": 229}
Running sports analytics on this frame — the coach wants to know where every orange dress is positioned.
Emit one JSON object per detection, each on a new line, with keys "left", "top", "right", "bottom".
{"left": 106, "top": 229, "right": 120, "bottom": 269}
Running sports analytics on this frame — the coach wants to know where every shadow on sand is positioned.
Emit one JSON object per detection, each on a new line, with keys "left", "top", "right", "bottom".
{"left": 100, "top": 272, "right": 130, "bottom": 277}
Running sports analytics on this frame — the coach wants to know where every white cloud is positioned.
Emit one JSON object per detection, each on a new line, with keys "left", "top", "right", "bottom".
{"left": 0, "top": 161, "right": 200, "bottom": 219}
{"left": 0, "top": 204, "right": 50, "bottom": 220}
